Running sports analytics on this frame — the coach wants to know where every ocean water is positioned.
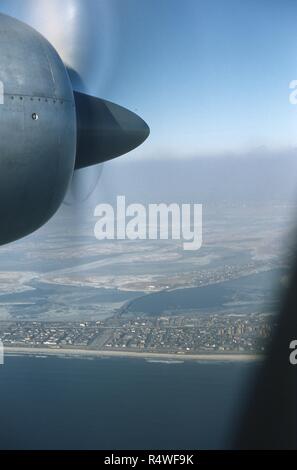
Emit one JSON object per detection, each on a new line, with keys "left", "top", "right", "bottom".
{"left": 0, "top": 356, "right": 259, "bottom": 450}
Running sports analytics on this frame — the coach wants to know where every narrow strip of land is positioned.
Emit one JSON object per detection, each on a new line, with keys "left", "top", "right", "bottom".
{"left": 4, "top": 347, "right": 264, "bottom": 362}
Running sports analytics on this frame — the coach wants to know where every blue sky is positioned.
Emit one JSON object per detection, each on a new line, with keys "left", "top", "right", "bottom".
{"left": 109, "top": 0, "right": 297, "bottom": 158}
{"left": 2, "top": 0, "right": 297, "bottom": 159}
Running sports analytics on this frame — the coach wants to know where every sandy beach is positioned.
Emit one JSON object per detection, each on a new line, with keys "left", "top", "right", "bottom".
{"left": 3, "top": 346, "right": 264, "bottom": 362}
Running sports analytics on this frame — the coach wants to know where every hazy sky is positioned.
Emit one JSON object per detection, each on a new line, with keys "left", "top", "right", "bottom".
{"left": 2, "top": 0, "right": 297, "bottom": 159}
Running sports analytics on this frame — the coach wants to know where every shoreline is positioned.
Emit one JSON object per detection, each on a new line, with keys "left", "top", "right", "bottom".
{"left": 3, "top": 346, "right": 264, "bottom": 362}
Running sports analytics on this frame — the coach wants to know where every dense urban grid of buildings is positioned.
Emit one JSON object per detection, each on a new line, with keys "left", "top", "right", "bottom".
{"left": 0, "top": 312, "right": 276, "bottom": 355}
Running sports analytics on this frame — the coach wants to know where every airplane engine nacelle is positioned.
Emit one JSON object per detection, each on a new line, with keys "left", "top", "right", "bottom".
{"left": 0, "top": 13, "right": 76, "bottom": 245}
{"left": 0, "top": 13, "right": 149, "bottom": 247}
